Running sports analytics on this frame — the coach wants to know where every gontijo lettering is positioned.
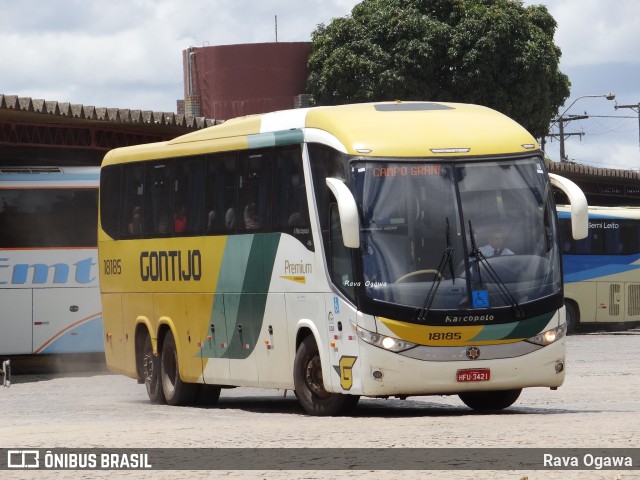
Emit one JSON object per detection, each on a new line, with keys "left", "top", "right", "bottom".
{"left": 140, "top": 250, "right": 201, "bottom": 281}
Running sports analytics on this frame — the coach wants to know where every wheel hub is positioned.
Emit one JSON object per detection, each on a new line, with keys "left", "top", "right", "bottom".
{"left": 305, "top": 355, "right": 331, "bottom": 399}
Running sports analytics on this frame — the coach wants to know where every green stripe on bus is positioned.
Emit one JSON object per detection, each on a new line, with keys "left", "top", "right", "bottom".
{"left": 506, "top": 312, "right": 555, "bottom": 340}
{"left": 200, "top": 233, "right": 281, "bottom": 360}
{"left": 469, "top": 312, "right": 555, "bottom": 342}
{"left": 247, "top": 129, "right": 304, "bottom": 149}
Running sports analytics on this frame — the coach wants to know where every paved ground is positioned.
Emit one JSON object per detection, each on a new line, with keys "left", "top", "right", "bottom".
{"left": 1, "top": 330, "right": 639, "bottom": 479}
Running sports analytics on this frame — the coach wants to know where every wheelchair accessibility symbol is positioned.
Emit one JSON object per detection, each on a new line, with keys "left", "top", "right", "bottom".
{"left": 472, "top": 290, "right": 489, "bottom": 308}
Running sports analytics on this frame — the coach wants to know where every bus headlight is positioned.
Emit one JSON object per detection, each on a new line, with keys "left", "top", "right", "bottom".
{"left": 526, "top": 324, "right": 567, "bottom": 346}
{"left": 356, "top": 325, "right": 416, "bottom": 352}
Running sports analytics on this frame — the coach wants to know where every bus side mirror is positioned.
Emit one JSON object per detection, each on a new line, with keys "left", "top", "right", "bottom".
{"left": 326, "top": 177, "right": 360, "bottom": 248}
{"left": 549, "top": 173, "right": 588, "bottom": 240}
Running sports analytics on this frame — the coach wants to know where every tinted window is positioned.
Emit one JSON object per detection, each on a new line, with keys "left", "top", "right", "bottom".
{"left": 0, "top": 188, "right": 97, "bottom": 247}
{"left": 100, "top": 165, "right": 121, "bottom": 238}
{"left": 559, "top": 217, "right": 640, "bottom": 255}
{"left": 239, "top": 149, "right": 272, "bottom": 232}
{"left": 204, "top": 152, "right": 238, "bottom": 234}
{"left": 104, "top": 145, "right": 313, "bottom": 250}
{"left": 174, "top": 157, "right": 205, "bottom": 235}
{"left": 273, "top": 145, "right": 312, "bottom": 248}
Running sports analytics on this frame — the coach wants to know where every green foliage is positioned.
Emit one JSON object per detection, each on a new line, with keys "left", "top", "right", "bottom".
{"left": 307, "top": 0, "right": 570, "bottom": 138}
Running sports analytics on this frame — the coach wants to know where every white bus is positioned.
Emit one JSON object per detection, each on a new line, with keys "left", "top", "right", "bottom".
{"left": 0, "top": 166, "right": 103, "bottom": 355}
{"left": 558, "top": 205, "right": 640, "bottom": 332}
{"left": 98, "top": 102, "right": 587, "bottom": 414}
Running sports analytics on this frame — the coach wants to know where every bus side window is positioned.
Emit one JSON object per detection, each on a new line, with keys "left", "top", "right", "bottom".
{"left": 619, "top": 221, "right": 640, "bottom": 255}
{"left": 174, "top": 156, "right": 205, "bottom": 236}
{"left": 99, "top": 165, "right": 121, "bottom": 239}
{"left": 273, "top": 145, "right": 312, "bottom": 248}
{"left": 239, "top": 149, "right": 272, "bottom": 232}
{"left": 143, "top": 162, "right": 173, "bottom": 237}
{"left": 205, "top": 152, "right": 237, "bottom": 234}
{"left": 120, "top": 164, "right": 145, "bottom": 238}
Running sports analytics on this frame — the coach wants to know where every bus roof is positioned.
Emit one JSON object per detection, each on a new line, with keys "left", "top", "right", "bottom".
{"left": 557, "top": 204, "right": 640, "bottom": 220}
{"left": 102, "top": 102, "right": 539, "bottom": 165}
{"left": 0, "top": 166, "right": 99, "bottom": 187}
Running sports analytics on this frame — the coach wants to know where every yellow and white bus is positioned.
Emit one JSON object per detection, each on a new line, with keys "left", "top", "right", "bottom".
{"left": 98, "top": 102, "right": 587, "bottom": 415}
{"left": 557, "top": 205, "right": 640, "bottom": 332}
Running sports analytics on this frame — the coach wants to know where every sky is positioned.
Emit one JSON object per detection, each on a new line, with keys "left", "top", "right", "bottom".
{"left": 1, "top": 0, "right": 639, "bottom": 170}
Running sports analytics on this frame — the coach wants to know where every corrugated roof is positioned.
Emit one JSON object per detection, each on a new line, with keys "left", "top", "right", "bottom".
{"left": 0, "top": 94, "right": 218, "bottom": 129}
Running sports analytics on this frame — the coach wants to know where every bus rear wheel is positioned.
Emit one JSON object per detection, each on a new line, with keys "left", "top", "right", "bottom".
{"left": 142, "top": 334, "right": 165, "bottom": 404}
{"left": 458, "top": 389, "right": 522, "bottom": 411}
{"left": 293, "top": 335, "right": 359, "bottom": 416}
{"left": 160, "top": 330, "right": 197, "bottom": 406}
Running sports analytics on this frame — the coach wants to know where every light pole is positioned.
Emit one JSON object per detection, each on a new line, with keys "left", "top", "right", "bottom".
{"left": 550, "top": 93, "right": 616, "bottom": 162}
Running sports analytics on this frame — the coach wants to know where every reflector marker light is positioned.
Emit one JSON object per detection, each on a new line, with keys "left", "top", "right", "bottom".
{"left": 429, "top": 147, "right": 470, "bottom": 154}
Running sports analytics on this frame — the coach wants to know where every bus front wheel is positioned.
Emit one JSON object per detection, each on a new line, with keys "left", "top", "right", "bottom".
{"left": 195, "top": 384, "right": 222, "bottom": 405}
{"left": 293, "top": 335, "right": 359, "bottom": 416}
{"left": 564, "top": 301, "right": 579, "bottom": 334}
{"left": 160, "top": 330, "right": 197, "bottom": 406}
{"left": 458, "top": 389, "right": 522, "bottom": 411}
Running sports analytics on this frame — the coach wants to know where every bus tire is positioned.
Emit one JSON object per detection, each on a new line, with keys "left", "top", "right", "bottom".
{"left": 142, "top": 334, "right": 165, "bottom": 404}
{"left": 160, "top": 330, "right": 197, "bottom": 406}
{"left": 458, "top": 389, "right": 522, "bottom": 411}
{"left": 293, "top": 335, "right": 359, "bottom": 416}
{"left": 195, "top": 384, "right": 222, "bottom": 406}
{"left": 564, "top": 301, "right": 579, "bottom": 334}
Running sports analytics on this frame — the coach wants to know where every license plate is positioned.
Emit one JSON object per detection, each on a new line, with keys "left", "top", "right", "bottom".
{"left": 457, "top": 368, "right": 490, "bottom": 382}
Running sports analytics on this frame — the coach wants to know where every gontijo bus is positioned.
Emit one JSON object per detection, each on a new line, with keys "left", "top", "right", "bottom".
{"left": 557, "top": 205, "right": 640, "bottom": 332}
{"left": 98, "top": 101, "right": 587, "bottom": 415}
{"left": 0, "top": 166, "right": 102, "bottom": 355}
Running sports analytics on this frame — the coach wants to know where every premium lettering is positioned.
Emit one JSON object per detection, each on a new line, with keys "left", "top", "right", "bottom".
{"left": 284, "top": 260, "right": 312, "bottom": 275}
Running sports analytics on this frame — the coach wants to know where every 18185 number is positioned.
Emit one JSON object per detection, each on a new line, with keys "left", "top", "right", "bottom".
{"left": 428, "top": 332, "right": 462, "bottom": 341}
{"left": 103, "top": 259, "right": 122, "bottom": 275}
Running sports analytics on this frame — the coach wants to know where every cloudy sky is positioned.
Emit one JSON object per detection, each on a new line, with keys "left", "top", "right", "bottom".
{"left": 1, "top": 0, "right": 639, "bottom": 170}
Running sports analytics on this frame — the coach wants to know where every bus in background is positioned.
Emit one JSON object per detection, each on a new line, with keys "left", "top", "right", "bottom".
{"left": 557, "top": 205, "right": 640, "bottom": 332}
{"left": 98, "top": 102, "right": 587, "bottom": 415}
{"left": 0, "top": 166, "right": 103, "bottom": 355}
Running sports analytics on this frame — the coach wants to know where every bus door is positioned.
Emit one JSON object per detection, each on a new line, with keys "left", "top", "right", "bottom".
{"left": 202, "top": 293, "right": 231, "bottom": 384}
{"left": 222, "top": 292, "right": 289, "bottom": 387}
{"left": 0, "top": 289, "right": 32, "bottom": 354}
{"left": 206, "top": 292, "right": 265, "bottom": 386}
{"left": 254, "top": 293, "right": 290, "bottom": 388}
{"left": 222, "top": 293, "right": 259, "bottom": 384}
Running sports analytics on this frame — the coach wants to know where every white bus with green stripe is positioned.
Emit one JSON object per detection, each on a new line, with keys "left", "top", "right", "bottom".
{"left": 98, "top": 101, "right": 587, "bottom": 415}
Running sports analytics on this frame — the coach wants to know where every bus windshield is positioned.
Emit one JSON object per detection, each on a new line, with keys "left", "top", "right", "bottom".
{"left": 352, "top": 156, "right": 560, "bottom": 318}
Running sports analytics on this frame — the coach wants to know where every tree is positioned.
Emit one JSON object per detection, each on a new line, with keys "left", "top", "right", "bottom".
{"left": 307, "top": 0, "right": 570, "bottom": 138}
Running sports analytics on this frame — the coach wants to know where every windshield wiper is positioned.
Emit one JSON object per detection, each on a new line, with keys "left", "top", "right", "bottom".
{"left": 468, "top": 221, "right": 524, "bottom": 319}
{"left": 417, "top": 217, "right": 454, "bottom": 322}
